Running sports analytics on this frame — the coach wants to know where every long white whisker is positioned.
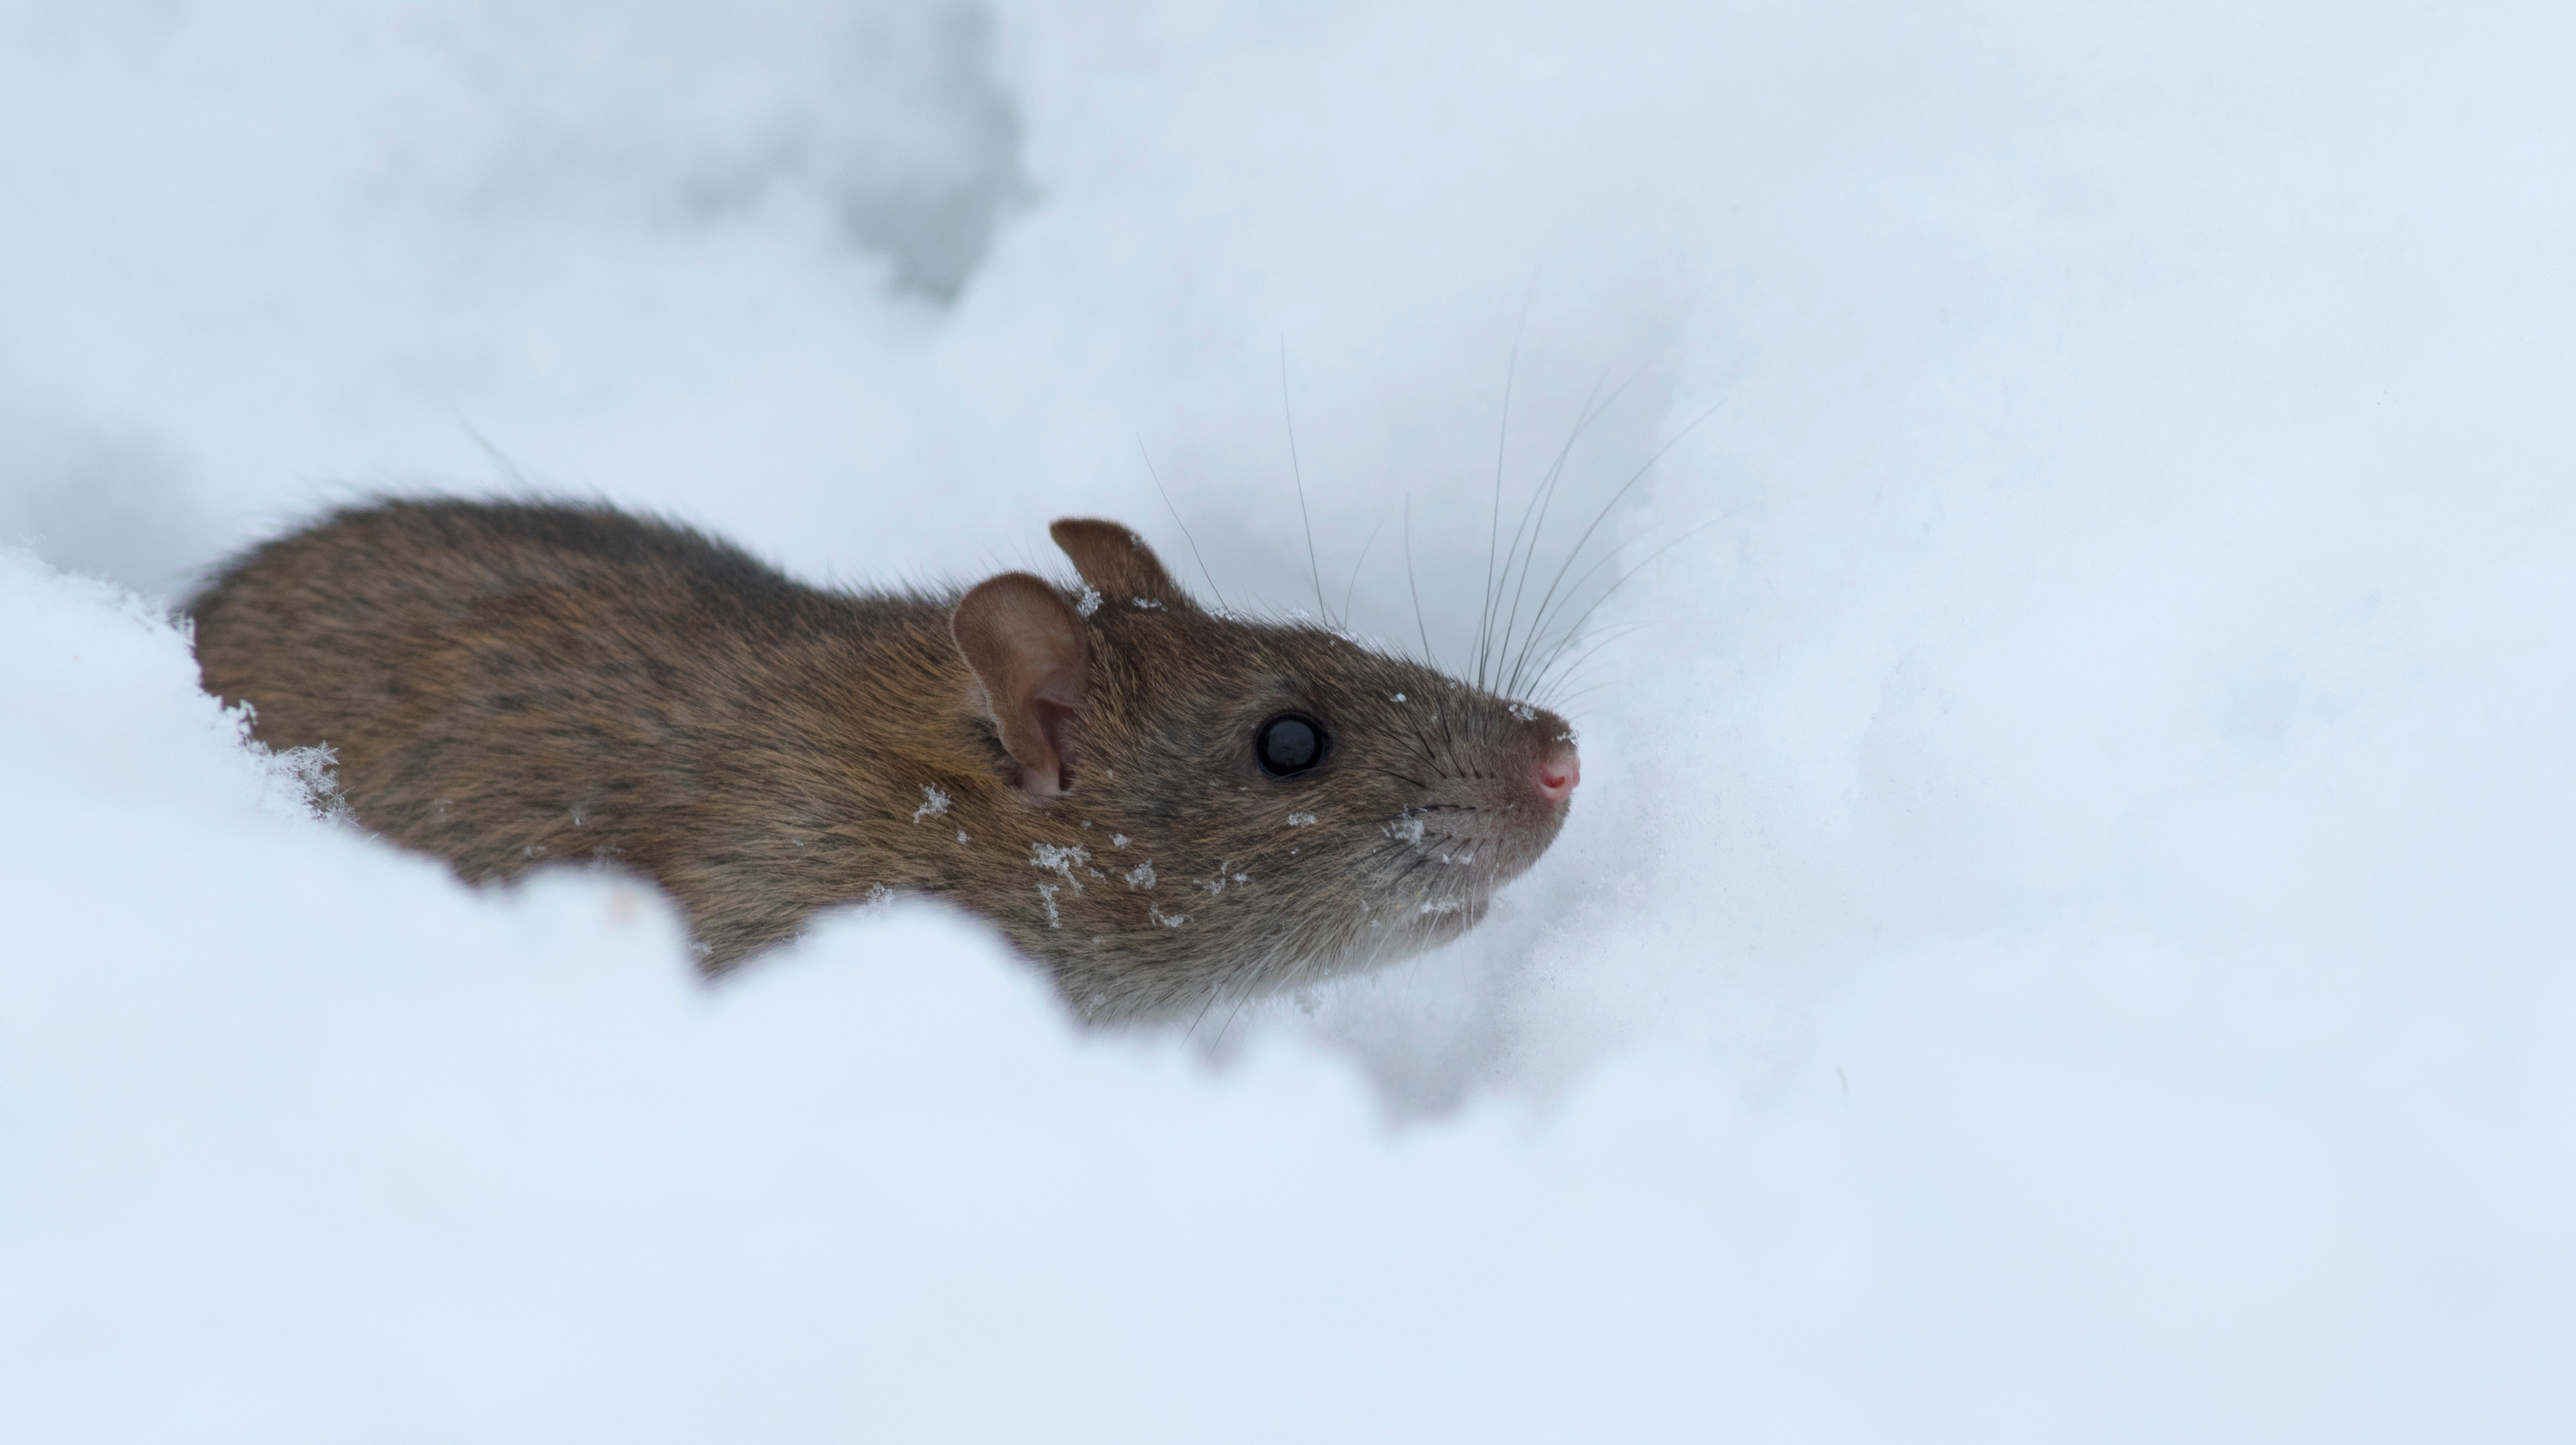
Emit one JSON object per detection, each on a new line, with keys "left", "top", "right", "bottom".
{"left": 1478, "top": 287, "right": 1535, "bottom": 688}
{"left": 1527, "top": 518, "right": 1727, "bottom": 693}
{"left": 1140, "top": 437, "right": 1227, "bottom": 610}
{"left": 1500, "top": 369, "right": 1637, "bottom": 698}
{"left": 1518, "top": 397, "right": 1727, "bottom": 675}
{"left": 1341, "top": 499, "right": 1397, "bottom": 629}
{"left": 1279, "top": 342, "right": 1330, "bottom": 625}
{"left": 1404, "top": 497, "right": 1436, "bottom": 668}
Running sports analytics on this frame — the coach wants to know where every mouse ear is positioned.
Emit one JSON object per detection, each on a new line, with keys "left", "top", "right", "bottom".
{"left": 1050, "top": 519, "right": 1192, "bottom": 611}
{"left": 951, "top": 572, "right": 1089, "bottom": 799}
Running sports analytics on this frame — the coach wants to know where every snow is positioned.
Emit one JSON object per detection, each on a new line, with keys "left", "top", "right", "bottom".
{"left": 6, "top": 1, "right": 2575, "bottom": 1439}
{"left": 1028, "top": 841, "right": 1092, "bottom": 888}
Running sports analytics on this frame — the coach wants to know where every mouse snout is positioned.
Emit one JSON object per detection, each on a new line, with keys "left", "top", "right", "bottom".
{"left": 1529, "top": 745, "right": 1580, "bottom": 808}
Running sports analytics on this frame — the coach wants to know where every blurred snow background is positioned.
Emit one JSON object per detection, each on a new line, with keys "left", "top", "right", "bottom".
{"left": 5, "top": 0, "right": 2573, "bottom": 1438}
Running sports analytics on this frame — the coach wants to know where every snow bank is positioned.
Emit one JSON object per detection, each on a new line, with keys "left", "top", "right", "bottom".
{"left": 6, "top": 1, "right": 2574, "bottom": 1439}
{"left": 10, "top": 549, "right": 2563, "bottom": 1441}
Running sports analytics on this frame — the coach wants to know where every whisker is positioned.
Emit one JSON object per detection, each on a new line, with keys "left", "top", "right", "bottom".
{"left": 1529, "top": 621, "right": 1654, "bottom": 707}
{"left": 1504, "top": 373, "right": 1638, "bottom": 695}
{"left": 1186, "top": 974, "right": 1225, "bottom": 1037}
{"left": 1527, "top": 518, "right": 1727, "bottom": 692}
{"left": 1139, "top": 437, "right": 1227, "bottom": 611}
{"left": 1210, "top": 974, "right": 1259, "bottom": 1048}
{"left": 1478, "top": 287, "right": 1535, "bottom": 689}
{"left": 1402, "top": 497, "right": 1436, "bottom": 669}
{"left": 1517, "top": 397, "right": 1727, "bottom": 683}
{"left": 1533, "top": 676, "right": 1630, "bottom": 710}
{"left": 1397, "top": 731, "right": 1445, "bottom": 774}
{"left": 1340, "top": 498, "right": 1397, "bottom": 630}
{"left": 1279, "top": 342, "right": 1329, "bottom": 625}
{"left": 1498, "top": 368, "right": 1638, "bottom": 698}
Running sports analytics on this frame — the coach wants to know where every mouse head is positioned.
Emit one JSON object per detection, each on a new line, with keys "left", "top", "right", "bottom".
{"left": 950, "top": 518, "right": 1581, "bottom": 1020}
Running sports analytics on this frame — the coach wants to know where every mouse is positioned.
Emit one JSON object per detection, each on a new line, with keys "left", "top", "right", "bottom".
{"left": 187, "top": 498, "right": 1582, "bottom": 1022}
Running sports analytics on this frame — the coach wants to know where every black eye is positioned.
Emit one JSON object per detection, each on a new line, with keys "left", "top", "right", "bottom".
{"left": 1256, "top": 712, "right": 1325, "bottom": 776}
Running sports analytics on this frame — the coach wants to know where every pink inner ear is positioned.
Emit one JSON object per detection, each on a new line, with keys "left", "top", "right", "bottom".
{"left": 1032, "top": 698, "right": 1081, "bottom": 788}
{"left": 950, "top": 571, "right": 1091, "bottom": 802}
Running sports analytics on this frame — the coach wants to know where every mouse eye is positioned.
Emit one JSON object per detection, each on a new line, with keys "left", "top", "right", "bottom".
{"left": 1255, "top": 712, "right": 1325, "bottom": 777}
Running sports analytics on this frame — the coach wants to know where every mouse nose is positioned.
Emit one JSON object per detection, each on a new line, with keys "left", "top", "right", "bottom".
{"left": 1529, "top": 745, "right": 1580, "bottom": 807}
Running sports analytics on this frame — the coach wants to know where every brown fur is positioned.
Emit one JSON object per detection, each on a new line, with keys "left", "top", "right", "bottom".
{"left": 188, "top": 499, "right": 1577, "bottom": 1022}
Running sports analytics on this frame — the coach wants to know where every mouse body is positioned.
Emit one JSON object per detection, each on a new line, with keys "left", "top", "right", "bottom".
{"left": 188, "top": 499, "right": 1581, "bottom": 1021}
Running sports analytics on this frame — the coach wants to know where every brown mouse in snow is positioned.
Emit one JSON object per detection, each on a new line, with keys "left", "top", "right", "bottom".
{"left": 187, "top": 499, "right": 1581, "bottom": 1022}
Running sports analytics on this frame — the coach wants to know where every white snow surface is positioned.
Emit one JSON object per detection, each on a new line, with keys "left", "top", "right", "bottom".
{"left": 6, "top": 1, "right": 2576, "bottom": 1439}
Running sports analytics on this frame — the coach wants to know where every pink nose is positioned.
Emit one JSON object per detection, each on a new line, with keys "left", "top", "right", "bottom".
{"left": 1530, "top": 747, "right": 1580, "bottom": 807}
